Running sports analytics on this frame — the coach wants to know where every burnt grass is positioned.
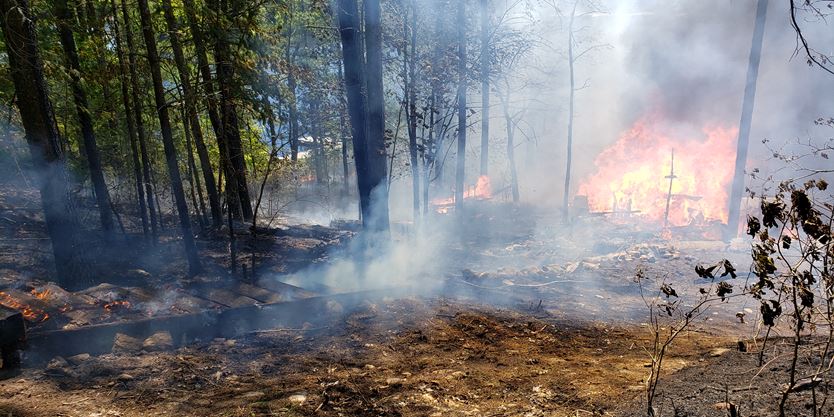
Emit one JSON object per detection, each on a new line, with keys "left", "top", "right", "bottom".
{"left": 1, "top": 297, "right": 731, "bottom": 417}
{"left": 3, "top": 186, "right": 834, "bottom": 415}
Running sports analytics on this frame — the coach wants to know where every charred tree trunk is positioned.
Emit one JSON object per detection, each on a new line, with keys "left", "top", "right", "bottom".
{"left": 0, "top": 0, "right": 87, "bottom": 286}
{"left": 136, "top": 0, "right": 202, "bottom": 274}
{"left": 120, "top": 0, "right": 158, "bottom": 240}
{"left": 213, "top": 0, "right": 254, "bottom": 222}
{"left": 54, "top": 0, "right": 114, "bottom": 233}
{"left": 109, "top": 0, "right": 148, "bottom": 238}
{"left": 479, "top": 0, "right": 490, "bottom": 177}
{"left": 455, "top": 0, "right": 467, "bottom": 215}
{"left": 727, "top": 0, "right": 769, "bottom": 239}
{"left": 337, "top": 0, "right": 374, "bottom": 229}
{"left": 363, "top": 0, "right": 390, "bottom": 233}
{"left": 162, "top": 0, "right": 222, "bottom": 228}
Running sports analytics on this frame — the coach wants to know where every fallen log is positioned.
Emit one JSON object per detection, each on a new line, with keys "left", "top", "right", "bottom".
{"left": 24, "top": 286, "right": 424, "bottom": 365}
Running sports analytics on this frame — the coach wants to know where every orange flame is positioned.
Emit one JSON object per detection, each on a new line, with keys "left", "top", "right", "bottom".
{"left": 431, "top": 175, "right": 493, "bottom": 213}
{"left": 103, "top": 300, "right": 132, "bottom": 313}
{"left": 0, "top": 291, "right": 49, "bottom": 322}
{"left": 577, "top": 118, "right": 738, "bottom": 226}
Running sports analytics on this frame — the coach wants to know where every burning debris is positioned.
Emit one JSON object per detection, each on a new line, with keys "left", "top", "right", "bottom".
{"left": 578, "top": 118, "right": 738, "bottom": 227}
{"left": 432, "top": 175, "right": 493, "bottom": 213}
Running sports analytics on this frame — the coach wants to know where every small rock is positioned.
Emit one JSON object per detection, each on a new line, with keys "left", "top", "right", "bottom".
{"left": 45, "top": 356, "right": 71, "bottom": 376}
{"left": 709, "top": 347, "right": 731, "bottom": 357}
{"left": 241, "top": 391, "right": 265, "bottom": 399}
{"left": 47, "top": 356, "right": 69, "bottom": 369}
{"left": 112, "top": 333, "right": 142, "bottom": 354}
{"left": 66, "top": 353, "right": 91, "bottom": 365}
{"left": 385, "top": 377, "right": 404, "bottom": 386}
{"left": 143, "top": 331, "right": 174, "bottom": 351}
{"left": 116, "top": 373, "right": 134, "bottom": 382}
{"left": 288, "top": 393, "right": 307, "bottom": 405}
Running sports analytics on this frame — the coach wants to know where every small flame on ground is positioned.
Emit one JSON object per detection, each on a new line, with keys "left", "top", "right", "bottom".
{"left": 103, "top": 300, "right": 132, "bottom": 313}
{"left": 432, "top": 175, "right": 493, "bottom": 213}
{"left": 31, "top": 288, "right": 50, "bottom": 300}
{"left": 577, "top": 118, "right": 738, "bottom": 226}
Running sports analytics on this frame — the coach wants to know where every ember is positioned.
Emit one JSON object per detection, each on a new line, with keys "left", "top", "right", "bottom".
{"left": 0, "top": 291, "right": 49, "bottom": 322}
{"left": 103, "top": 300, "right": 132, "bottom": 313}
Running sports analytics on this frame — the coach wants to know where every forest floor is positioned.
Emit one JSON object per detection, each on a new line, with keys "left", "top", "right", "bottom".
{"left": 0, "top": 186, "right": 830, "bottom": 416}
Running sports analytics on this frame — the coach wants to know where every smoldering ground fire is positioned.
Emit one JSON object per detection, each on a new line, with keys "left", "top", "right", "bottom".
{"left": 0, "top": 0, "right": 833, "bottom": 416}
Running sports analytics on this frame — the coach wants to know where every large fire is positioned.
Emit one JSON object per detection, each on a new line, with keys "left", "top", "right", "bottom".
{"left": 577, "top": 118, "right": 738, "bottom": 226}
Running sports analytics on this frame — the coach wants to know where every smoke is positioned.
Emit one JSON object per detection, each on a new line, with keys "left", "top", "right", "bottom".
{"left": 499, "top": 0, "right": 834, "bottom": 207}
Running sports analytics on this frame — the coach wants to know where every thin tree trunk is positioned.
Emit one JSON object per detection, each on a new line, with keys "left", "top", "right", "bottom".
{"left": 479, "top": 0, "right": 490, "bottom": 177}
{"left": 182, "top": 0, "right": 232, "bottom": 216}
{"left": 54, "top": 0, "right": 114, "bottom": 233}
{"left": 455, "top": 0, "right": 467, "bottom": 215}
{"left": 501, "top": 91, "right": 520, "bottom": 202}
{"left": 183, "top": 105, "right": 209, "bottom": 229}
{"left": 339, "top": 61, "right": 351, "bottom": 196}
{"left": 162, "top": 0, "right": 222, "bottom": 228}
{"left": 284, "top": 4, "right": 300, "bottom": 161}
{"left": 363, "top": 0, "right": 390, "bottom": 233}
{"left": 727, "top": 0, "right": 769, "bottom": 239}
{"left": 109, "top": 0, "right": 149, "bottom": 238}
{"left": 405, "top": 1, "right": 421, "bottom": 222}
{"left": 287, "top": 56, "right": 300, "bottom": 162}
{"left": 137, "top": 0, "right": 202, "bottom": 274}
{"left": 120, "top": 0, "right": 158, "bottom": 240}
{"left": 0, "top": 0, "right": 88, "bottom": 286}
{"left": 562, "top": 0, "right": 578, "bottom": 222}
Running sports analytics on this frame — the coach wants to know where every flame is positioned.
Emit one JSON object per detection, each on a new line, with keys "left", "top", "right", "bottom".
{"left": 103, "top": 300, "right": 132, "bottom": 313}
{"left": 31, "top": 288, "right": 50, "bottom": 300}
{"left": 431, "top": 175, "right": 493, "bottom": 213}
{"left": 577, "top": 118, "right": 738, "bottom": 226}
{"left": 0, "top": 291, "right": 49, "bottom": 322}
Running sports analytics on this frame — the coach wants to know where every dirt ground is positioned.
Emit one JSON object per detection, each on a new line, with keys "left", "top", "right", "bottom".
{"left": 3, "top": 186, "right": 830, "bottom": 416}
{"left": 0, "top": 297, "right": 736, "bottom": 417}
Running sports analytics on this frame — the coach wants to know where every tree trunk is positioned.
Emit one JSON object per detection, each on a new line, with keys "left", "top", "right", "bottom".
{"left": 502, "top": 92, "right": 520, "bottom": 202}
{"left": 54, "top": 0, "right": 114, "bottom": 233}
{"left": 136, "top": 0, "right": 202, "bottom": 274}
{"left": 182, "top": 0, "right": 232, "bottom": 215}
{"left": 479, "top": 0, "right": 490, "bottom": 177}
{"left": 337, "top": 0, "right": 373, "bottom": 226}
{"left": 455, "top": 0, "right": 467, "bottom": 215}
{"left": 0, "top": 0, "right": 87, "bottom": 286}
{"left": 338, "top": 61, "right": 350, "bottom": 197}
{"left": 120, "top": 0, "right": 158, "bottom": 239}
{"left": 287, "top": 54, "right": 300, "bottom": 162}
{"left": 213, "top": 0, "right": 253, "bottom": 221}
{"left": 108, "top": 0, "right": 149, "bottom": 238}
{"left": 405, "top": 2, "right": 421, "bottom": 222}
{"left": 727, "top": 0, "right": 769, "bottom": 239}
{"left": 562, "top": 1, "right": 577, "bottom": 222}
{"left": 363, "top": 0, "right": 390, "bottom": 233}
{"left": 183, "top": 105, "right": 209, "bottom": 229}
{"left": 162, "top": 0, "right": 223, "bottom": 228}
